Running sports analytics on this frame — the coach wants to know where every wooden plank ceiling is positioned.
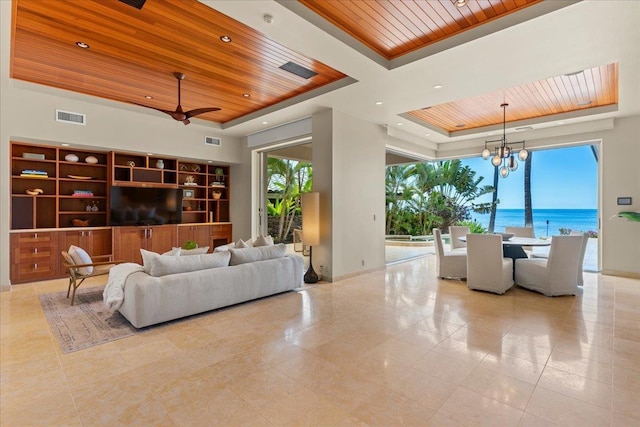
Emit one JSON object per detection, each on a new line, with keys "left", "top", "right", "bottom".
{"left": 10, "top": 0, "right": 347, "bottom": 124}
{"left": 299, "top": 0, "right": 542, "bottom": 60}
{"left": 408, "top": 63, "right": 619, "bottom": 133}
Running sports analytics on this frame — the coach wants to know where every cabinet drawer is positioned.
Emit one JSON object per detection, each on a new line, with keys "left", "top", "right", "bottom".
{"left": 13, "top": 231, "right": 58, "bottom": 246}
{"left": 14, "top": 246, "right": 57, "bottom": 263}
{"left": 210, "top": 224, "right": 232, "bottom": 237}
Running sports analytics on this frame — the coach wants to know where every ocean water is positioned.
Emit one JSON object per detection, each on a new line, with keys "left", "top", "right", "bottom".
{"left": 470, "top": 209, "right": 598, "bottom": 237}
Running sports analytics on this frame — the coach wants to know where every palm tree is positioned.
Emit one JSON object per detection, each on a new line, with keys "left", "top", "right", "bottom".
{"left": 488, "top": 165, "right": 499, "bottom": 233}
{"left": 524, "top": 152, "right": 533, "bottom": 227}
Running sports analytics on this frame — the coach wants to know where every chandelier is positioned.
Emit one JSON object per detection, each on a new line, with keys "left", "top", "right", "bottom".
{"left": 481, "top": 103, "right": 529, "bottom": 178}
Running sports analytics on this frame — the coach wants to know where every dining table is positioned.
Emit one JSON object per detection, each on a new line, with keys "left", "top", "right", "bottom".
{"left": 458, "top": 235, "right": 552, "bottom": 277}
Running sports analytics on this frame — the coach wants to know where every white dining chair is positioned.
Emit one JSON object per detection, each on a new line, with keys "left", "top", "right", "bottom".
{"left": 433, "top": 228, "right": 467, "bottom": 280}
{"left": 571, "top": 231, "right": 589, "bottom": 286}
{"left": 466, "top": 233, "right": 513, "bottom": 294}
{"left": 449, "top": 225, "right": 470, "bottom": 252}
{"left": 505, "top": 226, "right": 534, "bottom": 252}
{"left": 515, "top": 235, "right": 583, "bottom": 296}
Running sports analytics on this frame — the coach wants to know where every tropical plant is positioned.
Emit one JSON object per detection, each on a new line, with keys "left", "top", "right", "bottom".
{"left": 266, "top": 158, "right": 312, "bottom": 242}
{"left": 455, "top": 220, "right": 487, "bottom": 234}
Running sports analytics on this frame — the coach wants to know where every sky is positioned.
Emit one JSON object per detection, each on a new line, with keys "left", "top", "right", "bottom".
{"left": 460, "top": 145, "right": 598, "bottom": 209}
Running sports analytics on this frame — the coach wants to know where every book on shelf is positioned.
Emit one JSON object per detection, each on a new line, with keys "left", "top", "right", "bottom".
{"left": 72, "top": 190, "right": 94, "bottom": 197}
{"left": 20, "top": 169, "right": 48, "bottom": 178}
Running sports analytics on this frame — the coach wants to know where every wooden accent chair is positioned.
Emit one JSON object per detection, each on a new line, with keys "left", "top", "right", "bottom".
{"left": 61, "top": 248, "right": 123, "bottom": 305}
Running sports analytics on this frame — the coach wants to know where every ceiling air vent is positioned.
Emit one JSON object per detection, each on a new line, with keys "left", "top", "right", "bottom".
{"left": 118, "top": 0, "right": 146, "bottom": 9}
{"left": 279, "top": 61, "right": 318, "bottom": 79}
{"left": 205, "top": 136, "right": 221, "bottom": 147}
{"left": 56, "top": 110, "right": 86, "bottom": 126}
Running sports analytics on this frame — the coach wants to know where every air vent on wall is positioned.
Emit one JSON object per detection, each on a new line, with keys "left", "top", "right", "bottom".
{"left": 205, "top": 136, "right": 221, "bottom": 147}
{"left": 56, "top": 110, "right": 86, "bottom": 126}
{"left": 279, "top": 61, "right": 318, "bottom": 79}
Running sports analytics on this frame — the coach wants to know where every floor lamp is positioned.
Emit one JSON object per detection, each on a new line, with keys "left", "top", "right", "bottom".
{"left": 301, "top": 192, "right": 320, "bottom": 283}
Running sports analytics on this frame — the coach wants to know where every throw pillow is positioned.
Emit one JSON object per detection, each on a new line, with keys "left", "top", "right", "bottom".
{"left": 213, "top": 242, "right": 236, "bottom": 252}
{"left": 235, "top": 239, "right": 253, "bottom": 248}
{"left": 68, "top": 245, "right": 93, "bottom": 275}
{"left": 141, "top": 248, "right": 181, "bottom": 274}
{"left": 179, "top": 246, "right": 210, "bottom": 256}
{"left": 149, "top": 251, "right": 231, "bottom": 277}
{"left": 229, "top": 243, "right": 286, "bottom": 266}
{"left": 253, "top": 235, "right": 274, "bottom": 247}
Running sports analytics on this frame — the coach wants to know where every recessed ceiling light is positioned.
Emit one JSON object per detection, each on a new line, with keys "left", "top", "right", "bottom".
{"left": 220, "top": 35, "right": 232, "bottom": 43}
{"left": 433, "top": 84, "right": 443, "bottom": 89}
{"left": 144, "top": 95, "right": 153, "bottom": 99}
{"left": 557, "top": 121, "right": 564, "bottom": 125}
{"left": 425, "top": 133, "right": 430, "bottom": 137}
{"left": 242, "top": 93, "right": 250, "bottom": 98}
{"left": 454, "top": 0, "right": 467, "bottom": 8}
{"left": 61, "top": 143, "right": 70, "bottom": 147}
{"left": 375, "top": 101, "right": 383, "bottom": 105}
{"left": 75, "top": 41, "right": 89, "bottom": 49}
{"left": 262, "top": 121, "right": 268, "bottom": 125}
{"left": 397, "top": 122, "right": 403, "bottom": 126}
{"left": 577, "top": 100, "right": 592, "bottom": 106}
{"left": 208, "top": 160, "right": 213, "bottom": 163}
{"left": 515, "top": 126, "right": 534, "bottom": 132}
{"left": 455, "top": 124, "right": 465, "bottom": 128}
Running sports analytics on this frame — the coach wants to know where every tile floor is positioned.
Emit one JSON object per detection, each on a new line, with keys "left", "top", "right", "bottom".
{"left": 1, "top": 255, "right": 639, "bottom": 426}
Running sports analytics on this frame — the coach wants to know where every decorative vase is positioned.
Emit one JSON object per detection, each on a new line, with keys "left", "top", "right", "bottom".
{"left": 212, "top": 190, "right": 222, "bottom": 200}
{"left": 65, "top": 153, "right": 79, "bottom": 162}
{"left": 156, "top": 159, "right": 164, "bottom": 169}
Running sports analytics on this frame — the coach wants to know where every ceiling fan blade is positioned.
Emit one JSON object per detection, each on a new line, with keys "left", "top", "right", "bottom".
{"left": 132, "top": 102, "right": 176, "bottom": 117}
{"left": 185, "top": 107, "right": 221, "bottom": 119}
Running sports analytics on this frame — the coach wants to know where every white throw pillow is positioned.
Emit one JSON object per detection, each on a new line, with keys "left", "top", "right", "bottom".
{"left": 235, "top": 239, "right": 254, "bottom": 248}
{"left": 229, "top": 243, "right": 286, "bottom": 266}
{"left": 214, "top": 242, "right": 236, "bottom": 252}
{"left": 179, "top": 246, "right": 210, "bottom": 256}
{"left": 253, "top": 235, "right": 274, "bottom": 247}
{"left": 141, "top": 248, "right": 181, "bottom": 274}
{"left": 68, "top": 245, "right": 93, "bottom": 275}
{"left": 149, "top": 251, "right": 231, "bottom": 277}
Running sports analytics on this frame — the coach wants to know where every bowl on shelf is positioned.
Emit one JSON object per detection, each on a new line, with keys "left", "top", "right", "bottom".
{"left": 211, "top": 190, "right": 222, "bottom": 200}
{"left": 64, "top": 153, "right": 79, "bottom": 162}
{"left": 72, "top": 218, "right": 91, "bottom": 227}
{"left": 495, "top": 232, "right": 514, "bottom": 241}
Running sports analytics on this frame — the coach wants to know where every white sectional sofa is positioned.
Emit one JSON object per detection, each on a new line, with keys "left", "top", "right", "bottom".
{"left": 107, "top": 244, "right": 304, "bottom": 328}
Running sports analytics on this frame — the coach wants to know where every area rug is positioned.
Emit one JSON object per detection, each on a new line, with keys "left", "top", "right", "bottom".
{"left": 39, "top": 286, "right": 138, "bottom": 354}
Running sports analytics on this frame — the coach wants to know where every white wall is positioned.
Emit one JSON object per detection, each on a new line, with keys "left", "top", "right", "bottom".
{"left": 312, "top": 110, "right": 386, "bottom": 281}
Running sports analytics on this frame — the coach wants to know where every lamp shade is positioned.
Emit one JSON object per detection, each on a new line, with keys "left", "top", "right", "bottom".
{"left": 301, "top": 192, "right": 320, "bottom": 246}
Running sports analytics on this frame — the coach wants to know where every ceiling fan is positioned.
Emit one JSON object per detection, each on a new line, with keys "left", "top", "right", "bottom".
{"left": 135, "top": 72, "right": 221, "bottom": 125}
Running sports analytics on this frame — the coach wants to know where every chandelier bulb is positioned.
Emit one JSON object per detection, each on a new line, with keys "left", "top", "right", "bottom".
{"left": 503, "top": 146, "right": 511, "bottom": 158}
{"left": 491, "top": 155, "right": 502, "bottom": 167}
{"left": 481, "top": 147, "right": 491, "bottom": 160}
{"left": 519, "top": 148, "right": 529, "bottom": 161}
{"left": 500, "top": 165, "right": 509, "bottom": 178}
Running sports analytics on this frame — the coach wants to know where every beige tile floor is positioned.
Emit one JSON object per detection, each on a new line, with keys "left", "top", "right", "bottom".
{"left": 2, "top": 255, "right": 639, "bottom": 426}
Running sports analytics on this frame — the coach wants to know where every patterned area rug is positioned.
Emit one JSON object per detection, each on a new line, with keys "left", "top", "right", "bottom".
{"left": 39, "top": 286, "right": 138, "bottom": 354}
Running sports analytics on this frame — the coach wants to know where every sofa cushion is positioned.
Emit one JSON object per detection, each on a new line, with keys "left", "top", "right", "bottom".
{"left": 68, "top": 245, "right": 93, "bottom": 275}
{"left": 229, "top": 244, "right": 286, "bottom": 266}
{"left": 163, "top": 247, "right": 182, "bottom": 256}
{"left": 149, "top": 251, "right": 231, "bottom": 277}
{"left": 253, "top": 235, "right": 274, "bottom": 247}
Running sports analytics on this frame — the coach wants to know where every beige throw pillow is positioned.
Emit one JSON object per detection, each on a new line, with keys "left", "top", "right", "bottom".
{"left": 141, "top": 248, "right": 181, "bottom": 273}
{"left": 253, "top": 235, "right": 274, "bottom": 247}
{"left": 177, "top": 246, "right": 210, "bottom": 256}
{"left": 149, "top": 251, "right": 231, "bottom": 277}
{"left": 235, "top": 239, "right": 253, "bottom": 248}
{"left": 229, "top": 243, "right": 286, "bottom": 266}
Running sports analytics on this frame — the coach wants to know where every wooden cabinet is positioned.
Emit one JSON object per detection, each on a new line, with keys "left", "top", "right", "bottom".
{"left": 111, "top": 152, "right": 177, "bottom": 187}
{"left": 178, "top": 162, "right": 230, "bottom": 224}
{"left": 10, "top": 142, "right": 110, "bottom": 229}
{"left": 10, "top": 231, "right": 60, "bottom": 283}
{"left": 210, "top": 223, "right": 233, "bottom": 248}
{"left": 178, "top": 224, "right": 213, "bottom": 251}
{"left": 58, "top": 228, "right": 112, "bottom": 273}
{"left": 177, "top": 223, "right": 231, "bottom": 251}
{"left": 112, "top": 225, "right": 177, "bottom": 264}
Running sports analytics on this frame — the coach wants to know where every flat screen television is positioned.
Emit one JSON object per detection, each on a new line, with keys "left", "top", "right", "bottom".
{"left": 110, "top": 186, "right": 182, "bottom": 226}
